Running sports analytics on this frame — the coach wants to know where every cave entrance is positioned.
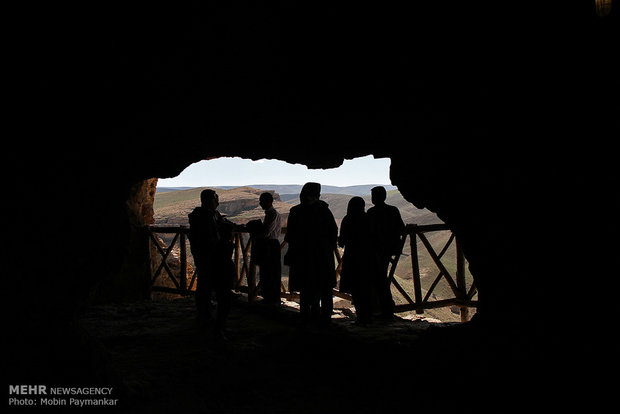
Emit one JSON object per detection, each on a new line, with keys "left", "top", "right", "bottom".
{"left": 149, "top": 156, "right": 477, "bottom": 323}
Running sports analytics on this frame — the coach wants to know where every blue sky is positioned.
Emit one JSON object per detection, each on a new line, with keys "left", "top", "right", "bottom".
{"left": 157, "top": 155, "right": 392, "bottom": 187}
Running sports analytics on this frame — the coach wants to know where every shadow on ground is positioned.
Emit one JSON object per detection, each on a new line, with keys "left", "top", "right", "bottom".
{"left": 79, "top": 296, "right": 550, "bottom": 413}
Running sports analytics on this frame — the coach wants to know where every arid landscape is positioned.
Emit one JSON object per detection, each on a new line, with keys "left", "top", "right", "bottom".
{"left": 152, "top": 185, "right": 476, "bottom": 322}
{"left": 154, "top": 184, "right": 441, "bottom": 227}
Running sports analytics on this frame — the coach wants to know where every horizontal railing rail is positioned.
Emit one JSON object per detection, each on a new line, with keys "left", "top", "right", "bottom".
{"left": 146, "top": 222, "right": 477, "bottom": 321}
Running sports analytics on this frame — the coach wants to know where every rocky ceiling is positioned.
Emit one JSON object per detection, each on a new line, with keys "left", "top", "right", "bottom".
{"left": 8, "top": 1, "right": 617, "bottom": 393}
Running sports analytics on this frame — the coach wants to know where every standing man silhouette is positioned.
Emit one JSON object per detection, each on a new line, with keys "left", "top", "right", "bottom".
{"left": 188, "top": 189, "right": 237, "bottom": 339}
{"left": 257, "top": 192, "right": 283, "bottom": 304}
{"left": 285, "top": 182, "right": 338, "bottom": 325}
{"left": 367, "top": 186, "right": 405, "bottom": 319}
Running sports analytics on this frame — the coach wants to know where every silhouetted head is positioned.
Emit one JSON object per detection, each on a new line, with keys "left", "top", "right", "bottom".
{"left": 200, "top": 189, "right": 219, "bottom": 210}
{"left": 300, "top": 182, "right": 321, "bottom": 204}
{"left": 347, "top": 196, "right": 365, "bottom": 216}
{"left": 259, "top": 192, "right": 274, "bottom": 210}
{"left": 371, "top": 186, "right": 387, "bottom": 206}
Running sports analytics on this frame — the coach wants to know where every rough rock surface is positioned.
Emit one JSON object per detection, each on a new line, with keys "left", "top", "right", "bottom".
{"left": 8, "top": 2, "right": 616, "bottom": 411}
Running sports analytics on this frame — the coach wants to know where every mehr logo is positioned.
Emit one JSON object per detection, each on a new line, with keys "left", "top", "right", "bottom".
{"left": 8, "top": 385, "right": 47, "bottom": 395}
{"left": 9, "top": 385, "right": 118, "bottom": 407}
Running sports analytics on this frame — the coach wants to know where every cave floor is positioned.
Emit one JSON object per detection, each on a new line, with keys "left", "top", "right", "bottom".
{"left": 79, "top": 296, "right": 543, "bottom": 414}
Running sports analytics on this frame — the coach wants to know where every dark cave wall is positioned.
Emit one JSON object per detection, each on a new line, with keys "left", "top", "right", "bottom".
{"left": 88, "top": 178, "right": 158, "bottom": 304}
{"left": 9, "top": 1, "right": 617, "bottom": 384}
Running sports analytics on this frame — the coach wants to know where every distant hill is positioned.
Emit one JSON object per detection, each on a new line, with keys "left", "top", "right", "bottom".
{"left": 158, "top": 184, "right": 398, "bottom": 197}
{"left": 154, "top": 185, "right": 441, "bottom": 227}
{"left": 238, "top": 184, "right": 398, "bottom": 197}
{"left": 156, "top": 186, "right": 196, "bottom": 193}
{"left": 317, "top": 190, "right": 442, "bottom": 226}
{"left": 153, "top": 186, "right": 293, "bottom": 226}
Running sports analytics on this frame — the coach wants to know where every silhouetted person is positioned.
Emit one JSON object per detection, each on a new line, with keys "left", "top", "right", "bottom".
{"left": 367, "top": 186, "right": 405, "bottom": 318}
{"left": 188, "top": 189, "right": 237, "bottom": 339}
{"left": 338, "top": 196, "right": 373, "bottom": 325}
{"left": 251, "top": 192, "right": 283, "bottom": 304}
{"left": 284, "top": 182, "right": 338, "bottom": 325}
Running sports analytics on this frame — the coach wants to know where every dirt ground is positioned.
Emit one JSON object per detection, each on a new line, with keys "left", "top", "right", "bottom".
{"left": 79, "top": 296, "right": 541, "bottom": 414}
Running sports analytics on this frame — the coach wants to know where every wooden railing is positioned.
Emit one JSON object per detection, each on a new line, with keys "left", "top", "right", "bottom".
{"left": 146, "top": 223, "right": 477, "bottom": 321}
{"left": 392, "top": 224, "right": 477, "bottom": 321}
{"left": 146, "top": 225, "right": 194, "bottom": 295}
{"left": 146, "top": 225, "right": 254, "bottom": 296}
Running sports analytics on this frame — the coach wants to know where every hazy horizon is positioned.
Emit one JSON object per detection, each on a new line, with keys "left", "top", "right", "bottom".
{"left": 155, "top": 183, "right": 399, "bottom": 198}
{"left": 156, "top": 183, "right": 396, "bottom": 189}
{"left": 156, "top": 156, "right": 393, "bottom": 188}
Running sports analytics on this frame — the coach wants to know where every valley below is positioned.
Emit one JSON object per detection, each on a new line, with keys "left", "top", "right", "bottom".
{"left": 152, "top": 185, "right": 476, "bottom": 322}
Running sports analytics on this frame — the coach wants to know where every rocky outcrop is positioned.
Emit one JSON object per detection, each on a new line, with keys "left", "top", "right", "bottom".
{"left": 153, "top": 187, "right": 286, "bottom": 225}
{"left": 216, "top": 188, "right": 280, "bottom": 219}
{"left": 127, "top": 178, "right": 157, "bottom": 226}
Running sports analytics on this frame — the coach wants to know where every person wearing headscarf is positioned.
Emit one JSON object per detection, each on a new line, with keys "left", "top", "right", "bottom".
{"left": 338, "top": 196, "right": 373, "bottom": 325}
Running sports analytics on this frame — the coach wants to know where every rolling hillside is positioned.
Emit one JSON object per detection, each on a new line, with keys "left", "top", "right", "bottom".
{"left": 154, "top": 186, "right": 293, "bottom": 225}
{"left": 154, "top": 185, "right": 439, "bottom": 225}
{"left": 157, "top": 184, "right": 398, "bottom": 197}
{"left": 153, "top": 186, "right": 474, "bottom": 322}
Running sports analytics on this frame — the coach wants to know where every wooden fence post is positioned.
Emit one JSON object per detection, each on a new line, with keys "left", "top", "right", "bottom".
{"left": 455, "top": 237, "right": 469, "bottom": 322}
{"left": 145, "top": 227, "right": 153, "bottom": 299}
{"left": 247, "top": 238, "right": 257, "bottom": 301}
{"left": 179, "top": 231, "right": 187, "bottom": 291}
{"left": 234, "top": 233, "right": 241, "bottom": 287}
{"left": 409, "top": 227, "right": 424, "bottom": 314}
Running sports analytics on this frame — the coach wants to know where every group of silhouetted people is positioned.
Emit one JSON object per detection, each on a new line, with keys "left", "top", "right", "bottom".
{"left": 337, "top": 186, "right": 405, "bottom": 325}
{"left": 187, "top": 183, "right": 404, "bottom": 338}
{"left": 187, "top": 189, "right": 283, "bottom": 340}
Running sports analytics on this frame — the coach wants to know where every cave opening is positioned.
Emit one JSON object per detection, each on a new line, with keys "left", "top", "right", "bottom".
{"left": 146, "top": 155, "right": 476, "bottom": 323}
{"left": 156, "top": 155, "right": 393, "bottom": 190}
